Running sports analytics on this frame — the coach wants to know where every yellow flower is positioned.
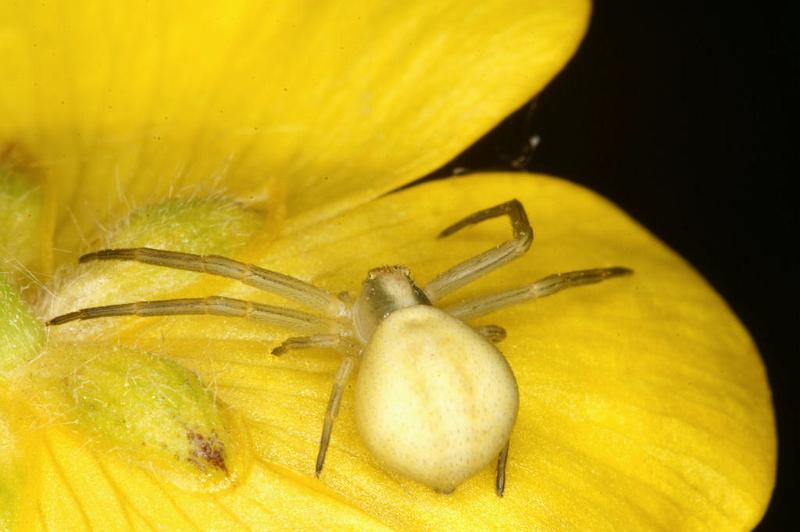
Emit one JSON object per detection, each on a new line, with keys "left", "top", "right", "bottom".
{"left": 0, "top": 1, "right": 775, "bottom": 529}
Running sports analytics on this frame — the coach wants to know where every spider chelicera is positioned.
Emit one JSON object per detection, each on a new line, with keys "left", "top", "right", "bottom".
{"left": 48, "top": 199, "right": 631, "bottom": 496}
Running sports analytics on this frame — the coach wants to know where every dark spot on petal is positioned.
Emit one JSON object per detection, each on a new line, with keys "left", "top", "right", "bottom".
{"left": 0, "top": 143, "right": 47, "bottom": 186}
{"left": 186, "top": 429, "right": 228, "bottom": 473}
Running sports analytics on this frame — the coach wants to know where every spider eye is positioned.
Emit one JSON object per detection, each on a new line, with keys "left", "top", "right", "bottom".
{"left": 366, "top": 265, "right": 410, "bottom": 280}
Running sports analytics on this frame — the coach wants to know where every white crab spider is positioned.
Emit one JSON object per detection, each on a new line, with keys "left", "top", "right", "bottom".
{"left": 48, "top": 200, "right": 631, "bottom": 496}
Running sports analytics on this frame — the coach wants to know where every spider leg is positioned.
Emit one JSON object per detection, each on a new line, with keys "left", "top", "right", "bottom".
{"left": 271, "top": 334, "right": 358, "bottom": 356}
{"left": 424, "top": 200, "right": 533, "bottom": 303}
{"left": 316, "top": 355, "right": 356, "bottom": 477}
{"left": 444, "top": 267, "right": 633, "bottom": 320}
{"left": 473, "top": 324, "right": 507, "bottom": 343}
{"left": 46, "top": 296, "right": 342, "bottom": 333}
{"left": 80, "top": 248, "right": 346, "bottom": 316}
{"left": 496, "top": 441, "right": 510, "bottom": 497}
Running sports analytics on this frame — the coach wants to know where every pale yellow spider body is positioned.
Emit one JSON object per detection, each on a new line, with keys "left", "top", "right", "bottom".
{"left": 356, "top": 304, "right": 518, "bottom": 493}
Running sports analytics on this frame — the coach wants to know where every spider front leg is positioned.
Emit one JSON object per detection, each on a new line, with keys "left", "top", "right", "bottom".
{"left": 424, "top": 199, "right": 533, "bottom": 303}
{"left": 443, "top": 267, "right": 633, "bottom": 320}
{"left": 46, "top": 296, "right": 341, "bottom": 332}
{"left": 79, "top": 248, "right": 347, "bottom": 316}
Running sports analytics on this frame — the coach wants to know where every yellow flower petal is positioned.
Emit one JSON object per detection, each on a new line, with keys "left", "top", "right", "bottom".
{"left": 30, "top": 173, "right": 774, "bottom": 529}
{"left": 12, "top": 423, "right": 385, "bottom": 529}
{"left": 0, "top": 0, "right": 589, "bottom": 257}
{"left": 0, "top": 388, "right": 35, "bottom": 529}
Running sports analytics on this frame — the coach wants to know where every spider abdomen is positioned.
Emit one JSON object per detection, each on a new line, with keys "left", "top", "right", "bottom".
{"left": 354, "top": 305, "right": 519, "bottom": 493}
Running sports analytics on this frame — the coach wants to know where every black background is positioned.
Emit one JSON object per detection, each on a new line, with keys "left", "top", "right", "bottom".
{"left": 423, "top": 2, "right": 797, "bottom": 529}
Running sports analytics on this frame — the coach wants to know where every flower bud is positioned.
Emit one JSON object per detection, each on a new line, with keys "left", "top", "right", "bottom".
{"left": 0, "top": 274, "right": 44, "bottom": 375}
{"left": 49, "top": 196, "right": 265, "bottom": 325}
{"left": 26, "top": 344, "right": 247, "bottom": 491}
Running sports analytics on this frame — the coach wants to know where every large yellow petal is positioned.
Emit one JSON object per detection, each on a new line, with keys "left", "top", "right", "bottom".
{"left": 36, "top": 174, "right": 774, "bottom": 529}
{"left": 7, "top": 423, "right": 386, "bottom": 530}
{"left": 0, "top": 0, "right": 589, "bottom": 263}
{"left": 0, "top": 387, "right": 36, "bottom": 530}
